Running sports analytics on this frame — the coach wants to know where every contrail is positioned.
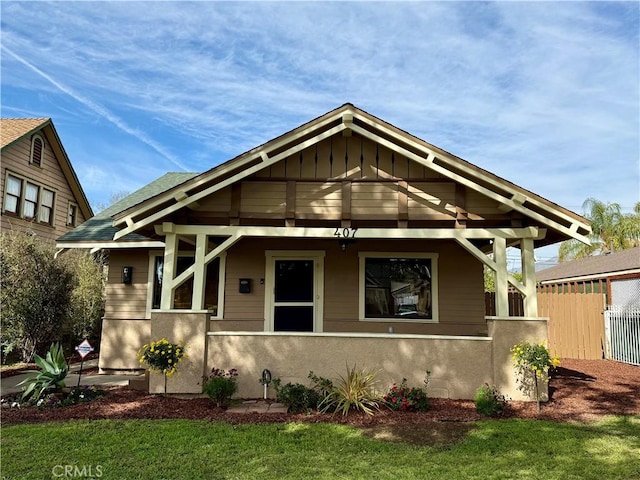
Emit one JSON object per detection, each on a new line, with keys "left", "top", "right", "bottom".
{"left": 2, "top": 45, "right": 190, "bottom": 171}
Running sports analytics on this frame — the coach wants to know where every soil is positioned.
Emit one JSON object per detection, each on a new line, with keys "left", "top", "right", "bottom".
{"left": 2, "top": 359, "right": 639, "bottom": 445}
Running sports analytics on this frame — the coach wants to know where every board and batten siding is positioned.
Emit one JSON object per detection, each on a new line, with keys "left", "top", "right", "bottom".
{"left": 1, "top": 134, "right": 87, "bottom": 242}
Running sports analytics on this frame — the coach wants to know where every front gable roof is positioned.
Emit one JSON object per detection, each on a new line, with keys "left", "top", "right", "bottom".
{"left": 1, "top": 118, "right": 94, "bottom": 220}
{"left": 109, "top": 104, "right": 590, "bottom": 246}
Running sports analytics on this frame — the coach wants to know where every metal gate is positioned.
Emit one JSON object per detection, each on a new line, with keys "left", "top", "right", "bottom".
{"left": 604, "top": 305, "right": 640, "bottom": 366}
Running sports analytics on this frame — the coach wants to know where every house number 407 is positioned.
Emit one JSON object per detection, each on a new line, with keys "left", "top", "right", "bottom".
{"left": 334, "top": 227, "right": 358, "bottom": 238}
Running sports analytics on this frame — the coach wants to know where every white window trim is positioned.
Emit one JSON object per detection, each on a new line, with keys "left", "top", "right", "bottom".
{"left": 264, "top": 250, "right": 325, "bottom": 333}
{"left": 358, "top": 252, "right": 439, "bottom": 323}
{"left": 146, "top": 250, "right": 227, "bottom": 319}
{"left": 29, "top": 134, "right": 45, "bottom": 167}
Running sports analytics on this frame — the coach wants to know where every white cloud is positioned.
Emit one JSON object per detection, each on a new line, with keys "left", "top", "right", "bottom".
{"left": 1, "top": 1, "right": 638, "bottom": 217}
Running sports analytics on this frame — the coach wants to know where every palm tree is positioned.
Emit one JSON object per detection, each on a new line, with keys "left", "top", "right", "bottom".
{"left": 558, "top": 198, "right": 640, "bottom": 262}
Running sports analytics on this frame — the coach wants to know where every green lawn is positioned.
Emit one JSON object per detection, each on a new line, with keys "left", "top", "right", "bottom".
{"left": 2, "top": 417, "right": 639, "bottom": 479}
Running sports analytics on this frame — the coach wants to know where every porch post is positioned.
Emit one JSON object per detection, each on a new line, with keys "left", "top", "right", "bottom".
{"left": 493, "top": 236, "right": 509, "bottom": 316}
{"left": 520, "top": 237, "right": 538, "bottom": 317}
{"left": 191, "top": 233, "right": 207, "bottom": 310}
{"left": 160, "top": 232, "right": 178, "bottom": 310}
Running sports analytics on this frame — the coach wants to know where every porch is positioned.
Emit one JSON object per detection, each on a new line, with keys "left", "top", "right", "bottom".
{"left": 150, "top": 311, "right": 548, "bottom": 401}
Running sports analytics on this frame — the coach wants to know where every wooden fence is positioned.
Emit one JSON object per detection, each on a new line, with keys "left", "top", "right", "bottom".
{"left": 485, "top": 286, "right": 606, "bottom": 360}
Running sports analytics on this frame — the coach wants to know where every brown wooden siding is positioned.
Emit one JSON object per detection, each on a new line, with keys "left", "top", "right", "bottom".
{"left": 1, "top": 134, "right": 87, "bottom": 242}
{"left": 105, "top": 250, "right": 154, "bottom": 319}
{"left": 220, "top": 237, "right": 485, "bottom": 336}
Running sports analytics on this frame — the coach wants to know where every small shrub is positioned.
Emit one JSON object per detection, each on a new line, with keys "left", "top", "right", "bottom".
{"left": 307, "top": 371, "right": 333, "bottom": 397}
{"left": 511, "top": 341, "right": 560, "bottom": 412}
{"left": 319, "top": 364, "right": 381, "bottom": 416}
{"left": 384, "top": 378, "right": 430, "bottom": 412}
{"left": 272, "top": 379, "right": 322, "bottom": 413}
{"left": 18, "top": 343, "right": 69, "bottom": 401}
{"left": 474, "top": 384, "right": 507, "bottom": 417}
{"left": 202, "top": 367, "right": 238, "bottom": 408}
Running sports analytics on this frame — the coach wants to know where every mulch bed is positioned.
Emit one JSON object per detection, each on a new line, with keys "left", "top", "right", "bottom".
{"left": 2, "top": 359, "right": 638, "bottom": 428}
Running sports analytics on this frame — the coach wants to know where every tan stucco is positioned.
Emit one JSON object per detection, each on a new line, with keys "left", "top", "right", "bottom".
{"left": 98, "top": 319, "right": 150, "bottom": 371}
{"left": 148, "top": 311, "right": 208, "bottom": 394}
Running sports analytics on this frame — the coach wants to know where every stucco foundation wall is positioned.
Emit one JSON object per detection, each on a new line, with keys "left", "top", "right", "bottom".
{"left": 488, "top": 317, "right": 549, "bottom": 401}
{"left": 98, "top": 319, "right": 150, "bottom": 371}
{"left": 207, "top": 332, "right": 493, "bottom": 399}
{"left": 149, "top": 312, "right": 208, "bottom": 394}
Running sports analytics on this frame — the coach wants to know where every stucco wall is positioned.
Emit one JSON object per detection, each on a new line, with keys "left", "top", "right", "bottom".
{"left": 98, "top": 319, "right": 150, "bottom": 371}
{"left": 208, "top": 332, "right": 493, "bottom": 400}
{"left": 149, "top": 311, "right": 208, "bottom": 394}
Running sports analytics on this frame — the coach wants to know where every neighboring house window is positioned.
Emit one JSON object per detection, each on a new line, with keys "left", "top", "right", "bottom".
{"left": 23, "top": 182, "right": 39, "bottom": 219}
{"left": 67, "top": 203, "right": 78, "bottom": 226}
{"left": 4, "top": 175, "right": 22, "bottom": 213}
{"left": 2, "top": 173, "right": 55, "bottom": 225}
{"left": 39, "top": 189, "right": 55, "bottom": 225}
{"left": 359, "top": 253, "right": 439, "bottom": 322}
{"left": 30, "top": 135, "right": 45, "bottom": 167}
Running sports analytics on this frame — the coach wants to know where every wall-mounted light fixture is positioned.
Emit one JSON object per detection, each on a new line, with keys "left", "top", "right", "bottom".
{"left": 338, "top": 238, "right": 355, "bottom": 252}
{"left": 122, "top": 266, "right": 133, "bottom": 284}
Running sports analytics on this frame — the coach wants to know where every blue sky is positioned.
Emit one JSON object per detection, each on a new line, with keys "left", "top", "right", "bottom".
{"left": 2, "top": 1, "right": 638, "bottom": 267}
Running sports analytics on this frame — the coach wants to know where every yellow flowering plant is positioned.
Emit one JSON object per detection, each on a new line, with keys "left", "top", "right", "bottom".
{"left": 510, "top": 340, "right": 560, "bottom": 413}
{"left": 137, "top": 338, "right": 187, "bottom": 394}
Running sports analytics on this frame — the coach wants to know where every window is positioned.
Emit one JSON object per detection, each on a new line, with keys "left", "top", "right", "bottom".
{"left": 359, "top": 253, "right": 438, "bottom": 322}
{"left": 39, "top": 189, "right": 55, "bottom": 224}
{"left": 4, "top": 175, "right": 22, "bottom": 213}
{"left": 149, "top": 252, "right": 225, "bottom": 315}
{"left": 67, "top": 203, "right": 78, "bottom": 226}
{"left": 23, "top": 183, "right": 38, "bottom": 219}
{"left": 3, "top": 173, "right": 55, "bottom": 225}
{"left": 30, "top": 135, "right": 44, "bottom": 167}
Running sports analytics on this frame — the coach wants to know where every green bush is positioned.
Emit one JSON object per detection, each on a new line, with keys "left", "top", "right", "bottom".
{"left": 17, "top": 343, "right": 69, "bottom": 401}
{"left": 272, "top": 379, "right": 322, "bottom": 413}
{"left": 202, "top": 367, "right": 238, "bottom": 408}
{"left": 474, "top": 384, "right": 507, "bottom": 417}
{"left": 384, "top": 377, "right": 430, "bottom": 412}
{"left": 319, "top": 364, "right": 381, "bottom": 416}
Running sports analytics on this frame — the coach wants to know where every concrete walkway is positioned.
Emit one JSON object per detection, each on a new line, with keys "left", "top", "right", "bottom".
{"left": 0, "top": 359, "right": 145, "bottom": 396}
{"left": 227, "top": 400, "right": 289, "bottom": 414}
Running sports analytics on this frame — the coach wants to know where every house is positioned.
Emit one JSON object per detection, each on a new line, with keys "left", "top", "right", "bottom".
{"left": 57, "top": 104, "right": 591, "bottom": 400}
{"left": 536, "top": 247, "right": 640, "bottom": 364}
{"left": 1, "top": 118, "right": 93, "bottom": 242}
{"left": 537, "top": 246, "right": 640, "bottom": 307}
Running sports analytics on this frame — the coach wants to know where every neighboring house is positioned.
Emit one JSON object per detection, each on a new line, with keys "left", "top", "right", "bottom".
{"left": 536, "top": 247, "right": 640, "bottom": 365}
{"left": 1, "top": 118, "right": 93, "bottom": 242}
{"left": 57, "top": 104, "right": 591, "bottom": 400}
{"left": 537, "top": 247, "right": 640, "bottom": 307}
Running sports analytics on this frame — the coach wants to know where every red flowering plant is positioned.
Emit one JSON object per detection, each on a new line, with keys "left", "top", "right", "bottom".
{"left": 383, "top": 374, "right": 430, "bottom": 412}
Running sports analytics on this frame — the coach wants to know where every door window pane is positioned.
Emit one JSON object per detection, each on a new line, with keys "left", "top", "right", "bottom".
{"left": 275, "top": 260, "right": 313, "bottom": 302}
{"left": 274, "top": 306, "right": 314, "bottom": 332}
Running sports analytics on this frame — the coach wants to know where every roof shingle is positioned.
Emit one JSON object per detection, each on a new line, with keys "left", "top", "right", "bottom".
{"left": 536, "top": 247, "right": 640, "bottom": 282}
{"left": 1, "top": 118, "right": 50, "bottom": 148}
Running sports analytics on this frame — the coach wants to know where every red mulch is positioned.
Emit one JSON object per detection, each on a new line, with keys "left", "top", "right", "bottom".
{"left": 2, "top": 359, "right": 638, "bottom": 426}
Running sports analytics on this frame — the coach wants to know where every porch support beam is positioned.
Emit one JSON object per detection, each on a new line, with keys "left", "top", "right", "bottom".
{"left": 160, "top": 232, "right": 178, "bottom": 310}
{"left": 156, "top": 223, "right": 544, "bottom": 241}
{"left": 520, "top": 237, "right": 538, "bottom": 317}
{"left": 493, "top": 236, "right": 509, "bottom": 317}
{"left": 191, "top": 233, "right": 207, "bottom": 310}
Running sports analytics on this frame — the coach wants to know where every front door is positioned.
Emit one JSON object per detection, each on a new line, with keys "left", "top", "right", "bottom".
{"left": 265, "top": 251, "right": 324, "bottom": 332}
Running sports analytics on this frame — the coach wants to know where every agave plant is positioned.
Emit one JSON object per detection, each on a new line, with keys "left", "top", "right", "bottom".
{"left": 319, "top": 364, "right": 381, "bottom": 416}
{"left": 18, "top": 343, "right": 69, "bottom": 401}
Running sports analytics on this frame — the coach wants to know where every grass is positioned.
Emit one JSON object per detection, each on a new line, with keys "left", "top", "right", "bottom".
{"left": 2, "top": 416, "right": 639, "bottom": 479}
